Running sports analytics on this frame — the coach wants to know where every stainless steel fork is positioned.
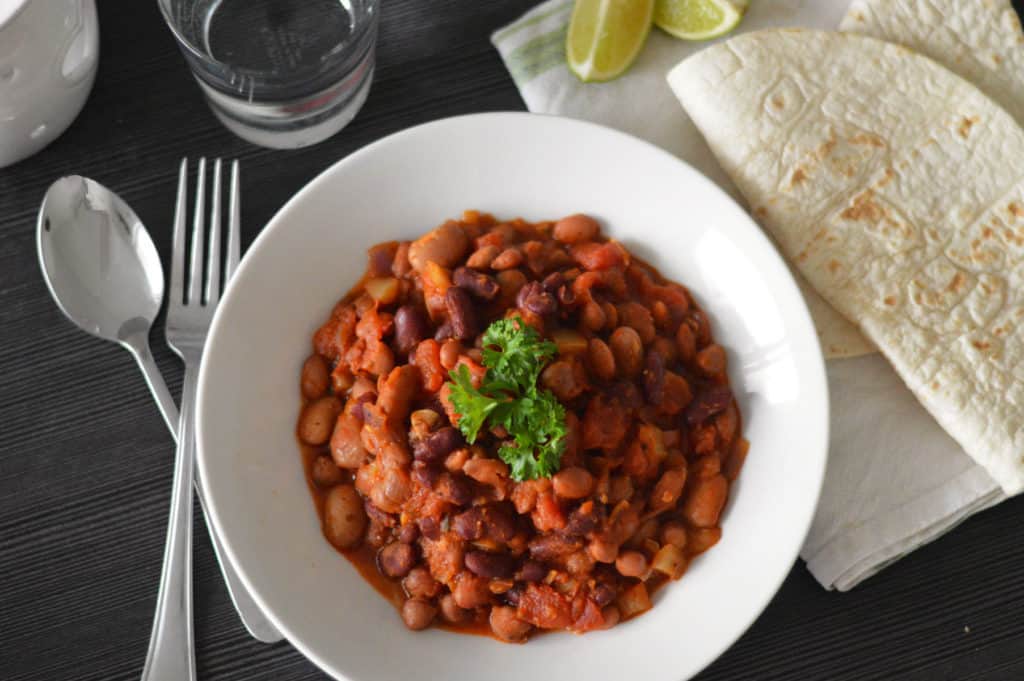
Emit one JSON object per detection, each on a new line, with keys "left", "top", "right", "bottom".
{"left": 141, "top": 158, "right": 246, "bottom": 681}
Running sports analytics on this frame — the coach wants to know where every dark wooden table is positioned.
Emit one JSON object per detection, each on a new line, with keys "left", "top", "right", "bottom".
{"left": 4, "top": 2, "right": 1024, "bottom": 679}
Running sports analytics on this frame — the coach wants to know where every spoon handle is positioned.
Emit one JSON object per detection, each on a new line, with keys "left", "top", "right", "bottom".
{"left": 129, "top": 342, "right": 284, "bottom": 644}
{"left": 141, "top": 359, "right": 197, "bottom": 681}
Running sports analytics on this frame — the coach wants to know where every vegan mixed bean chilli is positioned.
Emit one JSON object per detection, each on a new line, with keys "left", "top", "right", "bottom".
{"left": 296, "top": 212, "right": 748, "bottom": 642}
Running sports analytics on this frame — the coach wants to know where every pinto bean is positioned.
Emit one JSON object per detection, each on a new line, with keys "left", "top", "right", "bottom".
{"left": 696, "top": 343, "right": 727, "bottom": 377}
{"left": 463, "top": 458, "right": 510, "bottom": 490}
{"left": 401, "top": 598, "right": 437, "bottom": 631}
{"left": 300, "top": 354, "right": 330, "bottom": 400}
{"left": 330, "top": 411, "right": 368, "bottom": 468}
{"left": 492, "top": 247, "right": 524, "bottom": 270}
{"left": 496, "top": 269, "right": 528, "bottom": 306}
{"left": 676, "top": 322, "right": 697, "bottom": 363}
{"left": 618, "top": 302, "right": 656, "bottom": 344}
{"left": 323, "top": 484, "right": 367, "bottom": 550}
{"left": 643, "top": 348, "right": 666, "bottom": 405}
{"left": 592, "top": 583, "right": 616, "bottom": 607}
{"left": 615, "top": 550, "right": 648, "bottom": 578}
{"left": 609, "top": 327, "right": 643, "bottom": 378}
{"left": 541, "top": 360, "right": 584, "bottom": 401}
{"left": 554, "top": 214, "right": 600, "bottom": 244}
{"left": 452, "top": 572, "right": 492, "bottom": 609}
{"left": 552, "top": 467, "right": 594, "bottom": 500}
{"left": 465, "top": 550, "right": 516, "bottom": 579}
{"left": 378, "top": 542, "right": 417, "bottom": 578}
{"left": 453, "top": 267, "right": 500, "bottom": 300}
{"left": 298, "top": 396, "right": 342, "bottom": 445}
{"left": 581, "top": 300, "right": 607, "bottom": 331}
{"left": 403, "top": 567, "right": 441, "bottom": 599}
{"left": 683, "top": 474, "right": 728, "bottom": 528}
{"left": 467, "top": 244, "right": 500, "bottom": 268}
{"left": 649, "top": 468, "right": 687, "bottom": 513}
{"left": 311, "top": 455, "right": 345, "bottom": 487}
{"left": 378, "top": 365, "right": 419, "bottom": 421}
{"left": 587, "top": 337, "right": 616, "bottom": 381}
{"left": 490, "top": 606, "right": 532, "bottom": 642}
{"left": 445, "top": 286, "right": 478, "bottom": 341}
{"left": 408, "top": 222, "right": 469, "bottom": 271}
{"left": 660, "top": 521, "right": 687, "bottom": 551}
{"left": 439, "top": 593, "right": 472, "bottom": 624}
{"left": 435, "top": 472, "right": 474, "bottom": 506}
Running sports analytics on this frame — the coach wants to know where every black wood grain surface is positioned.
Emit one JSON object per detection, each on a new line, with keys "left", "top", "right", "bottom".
{"left": 3, "top": 2, "right": 1024, "bottom": 679}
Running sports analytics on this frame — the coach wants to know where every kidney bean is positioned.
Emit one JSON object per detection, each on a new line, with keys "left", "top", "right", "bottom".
{"left": 398, "top": 522, "right": 420, "bottom": 544}
{"left": 439, "top": 593, "right": 472, "bottom": 624}
{"left": 378, "top": 542, "right": 417, "bottom": 578}
{"left": 434, "top": 321, "right": 454, "bottom": 341}
{"left": 452, "top": 572, "right": 492, "bottom": 609}
{"left": 323, "top": 484, "right": 367, "bottom": 550}
{"left": 467, "top": 244, "right": 500, "bottom": 268}
{"left": 516, "top": 281, "right": 557, "bottom": 316}
{"left": 298, "top": 396, "right": 342, "bottom": 445}
{"left": 517, "top": 560, "right": 548, "bottom": 582}
{"left": 491, "top": 247, "right": 524, "bottom": 270}
{"left": 436, "top": 473, "right": 474, "bottom": 506}
{"left": 417, "top": 515, "right": 442, "bottom": 541}
{"left": 696, "top": 343, "right": 727, "bottom": 377}
{"left": 564, "top": 503, "right": 604, "bottom": 538}
{"left": 592, "top": 583, "right": 616, "bottom": 607}
{"left": 554, "top": 214, "right": 600, "bottom": 244}
{"left": 685, "top": 385, "right": 733, "bottom": 426}
{"left": 403, "top": 566, "right": 440, "bottom": 599}
{"left": 660, "top": 521, "right": 687, "bottom": 551}
{"left": 401, "top": 597, "right": 437, "bottom": 631}
{"left": 408, "top": 222, "right": 469, "bottom": 271}
{"left": 609, "top": 327, "right": 643, "bottom": 378}
{"left": 643, "top": 348, "right": 666, "bottom": 405}
{"left": 615, "top": 550, "right": 648, "bottom": 578}
{"left": 490, "top": 606, "right": 532, "bottom": 642}
{"left": 541, "top": 271, "right": 564, "bottom": 292}
{"left": 465, "top": 550, "right": 516, "bottom": 579}
{"left": 393, "top": 305, "right": 429, "bottom": 354}
{"left": 445, "top": 286, "right": 478, "bottom": 341}
{"left": 311, "top": 455, "right": 345, "bottom": 487}
{"left": 453, "top": 266, "right": 500, "bottom": 300}
{"left": 300, "top": 354, "right": 330, "bottom": 400}
{"left": 452, "top": 506, "right": 485, "bottom": 541}
{"left": 552, "top": 467, "right": 594, "bottom": 500}
{"left": 414, "top": 426, "right": 463, "bottom": 464}
{"left": 683, "top": 474, "right": 728, "bottom": 528}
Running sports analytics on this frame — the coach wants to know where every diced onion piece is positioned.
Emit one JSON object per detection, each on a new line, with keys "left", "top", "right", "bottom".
{"left": 364, "top": 277, "right": 400, "bottom": 304}
{"left": 616, "top": 582, "right": 652, "bottom": 619}
{"left": 421, "top": 262, "right": 452, "bottom": 321}
{"left": 551, "top": 328, "right": 588, "bottom": 355}
{"left": 651, "top": 543, "right": 687, "bottom": 580}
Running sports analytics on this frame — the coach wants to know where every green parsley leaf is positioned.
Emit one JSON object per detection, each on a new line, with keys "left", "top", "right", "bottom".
{"left": 446, "top": 317, "right": 566, "bottom": 481}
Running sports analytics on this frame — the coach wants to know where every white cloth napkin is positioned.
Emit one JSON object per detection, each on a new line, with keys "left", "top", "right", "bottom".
{"left": 491, "top": 0, "right": 1005, "bottom": 590}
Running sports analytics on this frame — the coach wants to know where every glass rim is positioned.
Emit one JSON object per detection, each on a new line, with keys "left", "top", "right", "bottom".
{"left": 156, "top": 0, "right": 378, "bottom": 79}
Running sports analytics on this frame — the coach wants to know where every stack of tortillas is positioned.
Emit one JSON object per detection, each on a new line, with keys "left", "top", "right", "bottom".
{"left": 668, "top": 1, "right": 1024, "bottom": 494}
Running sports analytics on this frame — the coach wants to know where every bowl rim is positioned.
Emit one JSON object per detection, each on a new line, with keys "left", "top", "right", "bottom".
{"left": 196, "top": 111, "right": 830, "bottom": 681}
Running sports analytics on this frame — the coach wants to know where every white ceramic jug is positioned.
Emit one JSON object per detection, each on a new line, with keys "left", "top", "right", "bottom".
{"left": 0, "top": 0, "right": 99, "bottom": 168}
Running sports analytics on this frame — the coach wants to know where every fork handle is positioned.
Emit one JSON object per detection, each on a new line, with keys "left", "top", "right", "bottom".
{"left": 128, "top": 340, "right": 284, "bottom": 644}
{"left": 141, "top": 358, "right": 197, "bottom": 681}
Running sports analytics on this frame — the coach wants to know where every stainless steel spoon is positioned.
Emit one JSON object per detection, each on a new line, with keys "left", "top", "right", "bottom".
{"left": 37, "top": 176, "right": 282, "bottom": 643}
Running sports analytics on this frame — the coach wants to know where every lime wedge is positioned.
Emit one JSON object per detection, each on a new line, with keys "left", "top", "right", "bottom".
{"left": 567, "top": 0, "right": 655, "bottom": 83}
{"left": 654, "top": 0, "right": 747, "bottom": 41}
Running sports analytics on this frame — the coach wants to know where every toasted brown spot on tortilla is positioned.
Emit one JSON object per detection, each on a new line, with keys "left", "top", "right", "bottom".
{"left": 790, "top": 167, "right": 807, "bottom": 185}
{"left": 982, "top": 227, "right": 994, "bottom": 239}
{"left": 827, "top": 259, "right": 841, "bottom": 274}
{"left": 877, "top": 167, "right": 896, "bottom": 187}
{"left": 1008, "top": 202, "right": 1024, "bottom": 217}
{"left": 972, "top": 340, "right": 991, "bottom": 351}
{"left": 982, "top": 282, "right": 994, "bottom": 294}
{"left": 931, "top": 381, "right": 940, "bottom": 390}
{"left": 993, "top": 54, "right": 1003, "bottom": 65}
{"left": 884, "top": 296, "right": 896, "bottom": 306}
{"left": 841, "top": 190, "right": 885, "bottom": 222}
{"left": 753, "top": 206, "right": 768, "bottom": 219}
{"left": 958, "top": 116, "right": 979, "bottom": 138}
{"left": 853, "top": 11, "right": 864, "bottom": 21}
{"left": 771, "top": 95, "right": 785, "bottom": 110}
{"left": 995, "top": 327, "right": 1006, "bottom": 336}
{"left": 817, "top": 131, "right": 838, "bottom": 159}
{"left": 947, "top": 272, "right": 967, "bottom": 293}
{"left": 850, "top": 133, "right": 885, "bottom": 147}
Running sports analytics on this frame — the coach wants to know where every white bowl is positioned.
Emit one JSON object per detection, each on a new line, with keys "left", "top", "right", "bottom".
{"left": 197, "top": 112, "right": 829, "bottom": 681}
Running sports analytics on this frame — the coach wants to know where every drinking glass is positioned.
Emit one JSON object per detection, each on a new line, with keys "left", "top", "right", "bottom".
{"left": 158, "top": 0, "right": 378, "bottom": 149}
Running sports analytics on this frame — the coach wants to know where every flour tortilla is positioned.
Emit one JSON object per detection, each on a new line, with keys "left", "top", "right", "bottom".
{"left": 667, "top": 29, "right": 1024, "bottom": 494}
{"left": 841, "top": 0, "right": 1024, "bottom": 125}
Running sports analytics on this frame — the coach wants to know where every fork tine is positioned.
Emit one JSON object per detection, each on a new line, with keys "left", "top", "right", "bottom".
{"left": 226, "top": 160, "right": 241, "bottom": 280}
{"left": 169, "top": 158, "right": 188, "bottom": 306}
{"left": 188, "top": 158, "right": 206, "bottom": 305}
{"left": 205, "top": 159, "right": 223, "bottom": 305}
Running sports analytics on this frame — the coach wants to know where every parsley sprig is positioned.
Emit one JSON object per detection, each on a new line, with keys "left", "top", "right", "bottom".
{"left": 447, "top": 317, "right": 567, "bottom": 481}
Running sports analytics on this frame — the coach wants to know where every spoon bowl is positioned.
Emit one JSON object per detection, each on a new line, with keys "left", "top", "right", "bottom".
{"left": 38, "top": 175, "right": 164, "bottom": 346}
